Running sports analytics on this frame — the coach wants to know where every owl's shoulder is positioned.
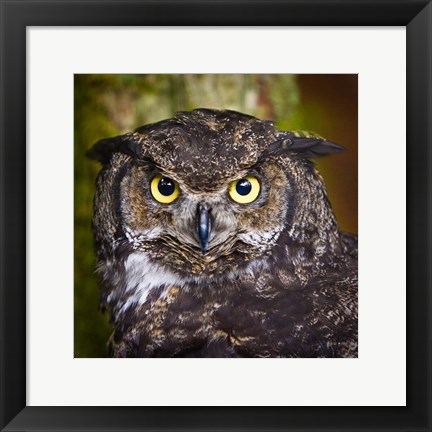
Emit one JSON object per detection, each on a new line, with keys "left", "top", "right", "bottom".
{"left": 219, "top": 268, "right": 357, "bottom": 357}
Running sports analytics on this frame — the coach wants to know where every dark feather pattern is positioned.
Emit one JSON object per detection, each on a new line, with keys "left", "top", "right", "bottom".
{"left": 90, "top": 109, "right": 358, "bottom": 358}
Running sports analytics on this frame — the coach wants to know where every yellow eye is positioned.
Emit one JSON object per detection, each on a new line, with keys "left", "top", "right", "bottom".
{"left": 228, "top": 176, "right": 261, "bottom": 204}
{"left": 150, "top": 174, "right": 180, "bottom": 204}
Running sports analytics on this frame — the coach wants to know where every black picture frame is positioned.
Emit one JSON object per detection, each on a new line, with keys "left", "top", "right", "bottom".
{"left": 1, "top": 1, "right": 431, "bottom": 431}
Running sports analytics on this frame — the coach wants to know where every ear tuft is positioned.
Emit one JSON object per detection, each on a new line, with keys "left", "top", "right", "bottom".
{"left": 86, "top": 133, "right": 141, "bottom": 164}
{"left": 289, "top": 135, "right": 345, "bottom": 157}
{"left": 261, "top": 131, "right": 345, "bottom": 159}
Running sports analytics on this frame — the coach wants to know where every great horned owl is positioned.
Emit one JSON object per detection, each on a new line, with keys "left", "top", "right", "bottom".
{"left": 89, "top": 108, "right": 357, "bottom": 358}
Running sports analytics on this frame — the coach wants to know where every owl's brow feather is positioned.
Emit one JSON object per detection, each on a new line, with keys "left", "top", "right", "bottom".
{"left": 133, "top": 155, "right": 160, "bottom": 170}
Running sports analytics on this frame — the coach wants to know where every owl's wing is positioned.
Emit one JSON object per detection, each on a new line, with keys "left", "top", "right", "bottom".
{"left": 300, "top": 276, "right": 358, "bottom": 357}
{"left": 211, "top": 260, "right": 358, "bottom": 358}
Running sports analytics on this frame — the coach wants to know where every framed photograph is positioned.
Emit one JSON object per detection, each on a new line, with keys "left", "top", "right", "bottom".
{"left": 1, "top": 1, "right": 431, "bottom": 431}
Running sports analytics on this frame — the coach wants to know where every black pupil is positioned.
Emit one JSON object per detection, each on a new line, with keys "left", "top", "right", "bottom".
{"left": 158, "top": 177, "right": 175, "bottom": 196}
{"left": 236, "top": 179, "right": 252, "bottom": 196}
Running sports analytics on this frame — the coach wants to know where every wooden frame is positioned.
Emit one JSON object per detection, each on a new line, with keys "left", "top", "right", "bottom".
{"left": 1, "top": 1, "right": 431, "bottom": 430}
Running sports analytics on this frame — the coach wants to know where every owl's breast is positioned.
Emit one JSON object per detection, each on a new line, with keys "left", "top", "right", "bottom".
{"left": 111, "top": 262, "right": 357, "bottom": 358}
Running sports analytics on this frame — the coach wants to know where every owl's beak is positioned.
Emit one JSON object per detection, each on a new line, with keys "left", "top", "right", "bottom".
{"left": 197, "top": 204, "right": 211, "bottom": 254}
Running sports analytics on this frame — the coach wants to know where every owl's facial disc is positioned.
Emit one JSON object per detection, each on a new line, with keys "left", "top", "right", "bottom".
{"left": 121, "top": 161, "right": 289, "bottom": 279}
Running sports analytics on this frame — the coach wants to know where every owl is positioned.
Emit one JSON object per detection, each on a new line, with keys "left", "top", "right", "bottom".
{"left": 89, "top": 108, "right": 358, "bottom": 358}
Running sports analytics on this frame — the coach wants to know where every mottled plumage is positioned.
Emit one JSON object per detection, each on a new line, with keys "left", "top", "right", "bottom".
{"left": 89, "top": 108, "right": 358, "bottom": 358}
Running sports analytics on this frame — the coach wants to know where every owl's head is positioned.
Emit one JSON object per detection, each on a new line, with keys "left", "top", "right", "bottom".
{"left": 90, "top": 109, "right": 343, "bottom": 282}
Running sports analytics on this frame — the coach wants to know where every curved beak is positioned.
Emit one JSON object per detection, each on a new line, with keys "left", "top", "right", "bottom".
{"left": 197, "top": 204, "right": 211, "bottom": 254}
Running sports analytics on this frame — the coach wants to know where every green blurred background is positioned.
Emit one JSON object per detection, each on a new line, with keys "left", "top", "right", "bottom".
{"left": 74, "top": 74, "right": 358, "bottom": 358}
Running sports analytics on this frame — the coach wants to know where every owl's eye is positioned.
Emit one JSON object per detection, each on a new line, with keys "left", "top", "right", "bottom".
{"left": 150, "top": 174, "right": 180, "bottom": 204}
{"left": 229, "top": 176, "right": 261, "bottom": 204}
